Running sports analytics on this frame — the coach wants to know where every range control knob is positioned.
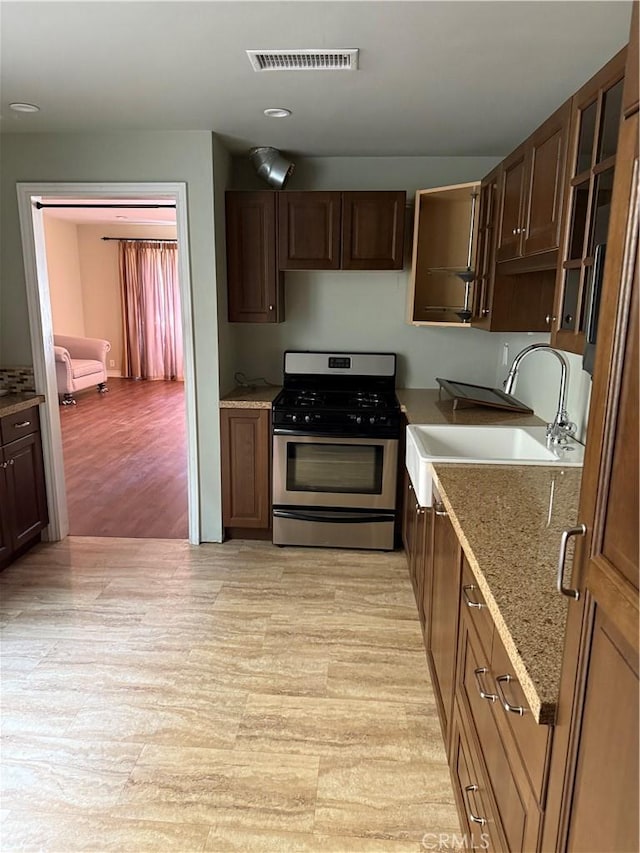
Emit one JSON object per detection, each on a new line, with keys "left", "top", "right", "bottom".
{"left": 356, "top": 416, "right": 362, "bottom": 425}
{"left": 291, "top": 414, "right": 297, "bottom": 423}
{"left": 304, "top": 414, "right": 312, "bottom": 424}
{"left": 369, "top": 416, "right": 376, "bottom": 425}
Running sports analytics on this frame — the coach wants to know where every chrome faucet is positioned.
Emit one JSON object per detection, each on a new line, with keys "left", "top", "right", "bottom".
{"left": 503, "top": 344, "right": 576, "bottom": 445}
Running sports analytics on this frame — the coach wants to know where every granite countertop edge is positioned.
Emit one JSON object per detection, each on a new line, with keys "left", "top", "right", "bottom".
{"left": 219, "top": 386, "right": 282, "bottom": 408}
{"left": 0, "top": 393, "right": 46, "bottom": 418}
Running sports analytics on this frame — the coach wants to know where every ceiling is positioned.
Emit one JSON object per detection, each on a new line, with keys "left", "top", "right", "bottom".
{"left": 1, "top": 1, "right": 632, "bottom": 158}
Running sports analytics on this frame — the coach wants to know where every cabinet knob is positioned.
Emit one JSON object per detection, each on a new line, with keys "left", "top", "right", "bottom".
{"left": 545, "top": 314, "right": 557, "bottom": 325}
{"left": 481, "top": 308, "right": 490, "bottom": 317}
{"left": 268, "top": 304, "right": 274, "bottom": 311}
{"left": 434, "top": 501, "right": 448, "bottom": 517}
{"left": 1, "top": 461, "right": 7, "bottom": 469}
{"left": 8, "top": 458, "right": 14, "bottom": 466}
{"left": 512, "top": 227, "right": 518, "bottom": 235}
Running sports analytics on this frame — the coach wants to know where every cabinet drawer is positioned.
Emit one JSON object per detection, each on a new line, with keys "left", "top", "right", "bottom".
{"left": 458, "top": 610, "right": 540, "bottom": 851}
{"left": 1, "top": 407, "right": 40, "bottom": 445}
{"left": 451, "top": 705, "right": 501, "bottom": 852}
{"left": 461, "top": 556, "right": 494, "bottom": 659}
{"left": 491, "top": 631, "right": 553, "bottom": 806}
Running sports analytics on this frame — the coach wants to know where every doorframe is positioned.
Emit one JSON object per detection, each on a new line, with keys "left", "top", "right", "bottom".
{"left": 16, "top": 181, "right": 200, "bottom": 544}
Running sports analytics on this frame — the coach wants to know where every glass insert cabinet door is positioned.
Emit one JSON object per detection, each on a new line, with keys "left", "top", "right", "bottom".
{"left": 553, "top": 52, "right": 626, "bottom": 356}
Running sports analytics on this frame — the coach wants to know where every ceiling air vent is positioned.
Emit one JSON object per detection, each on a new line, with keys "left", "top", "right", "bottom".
{"left": 246, "top": 49, "right": 359, "bottom": 72}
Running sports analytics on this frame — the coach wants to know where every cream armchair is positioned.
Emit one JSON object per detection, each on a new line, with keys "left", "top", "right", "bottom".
{"left": 54, "top": 334, "right": 111, "bottom": 405}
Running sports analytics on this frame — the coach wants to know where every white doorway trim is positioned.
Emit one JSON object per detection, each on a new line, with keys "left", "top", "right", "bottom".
{"left": 16, "top": 182, "right": 200, "bottom": 544}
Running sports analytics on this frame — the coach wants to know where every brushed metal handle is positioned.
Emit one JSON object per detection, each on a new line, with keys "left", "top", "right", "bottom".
{"left": 13, "top": 420, "right": 31, "bottom": 428}
{"left": 474, "top": 667, "right": 497, "bottom": 702}
{"left": 434, "top": 501, "right": 448, "bottom": 517}
{"left": 463, "top": 584, "right": 485, "bottom": 609}
{"left": 464, "top": 785, "right": 487, "bottom": 825}
{"left": 496, "top": 674, "right": 525, "bottom": 715}
{"left": 557, "top": 524, "right": 586, "bottom": 599}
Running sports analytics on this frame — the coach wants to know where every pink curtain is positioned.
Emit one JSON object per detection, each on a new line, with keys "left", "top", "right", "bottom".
{"left": 119, "top": 241, "right": 183, "bottom": 381}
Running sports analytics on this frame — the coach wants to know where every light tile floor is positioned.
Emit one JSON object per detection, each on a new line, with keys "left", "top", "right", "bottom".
{"left": 0, "top": 538, "right": 460, "bottom": 852}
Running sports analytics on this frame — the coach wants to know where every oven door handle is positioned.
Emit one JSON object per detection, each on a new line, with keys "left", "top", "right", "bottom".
{"left": 273, "top": 509, "right": 395, "bottom": 524}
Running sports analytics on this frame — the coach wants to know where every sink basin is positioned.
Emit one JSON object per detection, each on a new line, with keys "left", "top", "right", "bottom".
{"left": 406, "top": 424, "right": 584, "bottom": 506}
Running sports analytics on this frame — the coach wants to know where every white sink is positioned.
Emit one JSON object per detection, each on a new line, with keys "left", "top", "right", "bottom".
{"left": 406, "top": 424, "right": 584, "bottom": 506}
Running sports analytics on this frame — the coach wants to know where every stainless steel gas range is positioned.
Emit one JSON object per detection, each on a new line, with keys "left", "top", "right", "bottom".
{"left": 271, "top": 351, "right": 401, "bottom": 550}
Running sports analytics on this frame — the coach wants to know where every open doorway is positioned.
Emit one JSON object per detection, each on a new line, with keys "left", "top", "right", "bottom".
{"left": 16, "top": 182, "right": 199, "bottom": 544}
{"left": 42, "top": 197, "right": 187, "bottom": 537}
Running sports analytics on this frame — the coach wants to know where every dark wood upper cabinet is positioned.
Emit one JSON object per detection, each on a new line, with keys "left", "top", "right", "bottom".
{"left": 496, "top": 147, "right": 527, "bottom": 262}
{"left": 341, "top": 191, "right": 405, "bottom": 270}
{"left": 278, "top": 190, "right": 405, "bottom": 271}
{"left": 523, "top": 100, "right": 571, "bottom": 256}
{"left": 496, "top": 100, "right": 570, "bottom": 264}
{"left": 226, "top": 191, "right": 283, "bottom": 323}
{"left": 278, "top": 191, "right": 342, "bottom": 270}
{"left": 551, "top": 48, "right": 627, "bottom": 354}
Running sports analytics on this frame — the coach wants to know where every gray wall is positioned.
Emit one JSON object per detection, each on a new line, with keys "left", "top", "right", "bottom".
{"left": 0, "top": 131, "right": 223, "bottom": 542}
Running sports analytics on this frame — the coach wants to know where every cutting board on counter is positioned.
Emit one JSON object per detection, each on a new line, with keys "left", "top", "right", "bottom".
{"left": 436, "top": 378, "right": 534, "bottom": 414}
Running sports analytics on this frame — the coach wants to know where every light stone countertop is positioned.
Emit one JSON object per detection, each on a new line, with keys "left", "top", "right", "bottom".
{"left": 397, "top": 387, "right": 545, "bottom": 427}
{"left": 430, "top": 463, "right": 582, "bottom": 724}
{"left": 0, "top": 393, "right": 45, "bottom": 419}
{"left": 219, "top": 386, "right": 282, "bottom": 409}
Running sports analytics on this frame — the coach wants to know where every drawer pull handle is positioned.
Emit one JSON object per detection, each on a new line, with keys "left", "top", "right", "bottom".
{"left": 496, "top": 674, "right": 526, "bottom": 715}
{"left": 474, "top": 667, "right": 497, "bottom": 702}
{"left": 557, "top": 524, "right": 586, "bottom": 600}
{"left": 13, "top": 421, "right": 31, "bottom": 428}
{"left": 463, "top": 584, "right": 485, "bottom": 609}
{"left": 434, "top": 501, "right": 448, "bottom": 517}
{"left": 464, "top": 784, "right": 487, "bottom": 825}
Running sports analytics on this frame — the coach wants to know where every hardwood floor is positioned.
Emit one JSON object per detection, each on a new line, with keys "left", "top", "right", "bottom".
{"left": 59, "top": 378, "right": 188, "bottom": 539}
{"left": 0, "top": 538, "right": 460, "bottom": 851}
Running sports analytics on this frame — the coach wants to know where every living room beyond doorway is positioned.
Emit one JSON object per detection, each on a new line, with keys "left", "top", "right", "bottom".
{"left": 59, "top": 378, "right": 188, "bottom": 538}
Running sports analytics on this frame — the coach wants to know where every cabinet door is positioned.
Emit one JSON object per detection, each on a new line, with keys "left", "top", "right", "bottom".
{"left": 542, "top": 86, "right": 638, "bottom": 852}
{"left": 496, "top": 148, "right": 526, "bottom": 262}
{"left": 226, "top": 191, "right": 282, "bottom": 323}
{"left": 472, "top": 167, "right": 500, "bottom": 328}
{"left": 220, "top": 409, "right": 271, "bottom": 529}
{"left": 522, "top": 100, "right": 570, "bottom": 256}
{"left": 0, "top": 454, "right": 14, "bottom": 564}
{"left": 278, "top": 192, "right": 341, "bottom": 270}
{"left": 341, "top": 191, "right": 405, "bottom": 270}
{"left": 428, "top": 491, "right": 462, "bottom": 746}
{"left": 551, "top": 48, "right": 626, "bottom": 354}
{"left": 4, "top": 433, "right": 48, "bottom": 551}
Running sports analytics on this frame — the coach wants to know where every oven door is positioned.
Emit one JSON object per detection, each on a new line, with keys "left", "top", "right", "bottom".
{"left": 272, "top": 433, "right": 398, "bottom": 510}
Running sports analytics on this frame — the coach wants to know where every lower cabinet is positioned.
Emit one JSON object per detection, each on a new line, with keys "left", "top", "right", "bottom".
{"left": 0, "top": 406, "right": 49, "bottom": 569}
{"left": 220, "top": 408, "right": 271, "bottom": 536}
{"left": 403, "top": 469, "right": 554, "bottom": 850}
{"left": 427, "top": 487, "right": 462, "bottom": 750}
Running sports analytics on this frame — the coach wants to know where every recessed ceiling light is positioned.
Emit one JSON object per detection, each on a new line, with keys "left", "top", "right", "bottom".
{"left": 9, "top": 102, "right": 40, "bottom": 113}
{"left": 263, "top": 107, "right": 291, "bottom": 118}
